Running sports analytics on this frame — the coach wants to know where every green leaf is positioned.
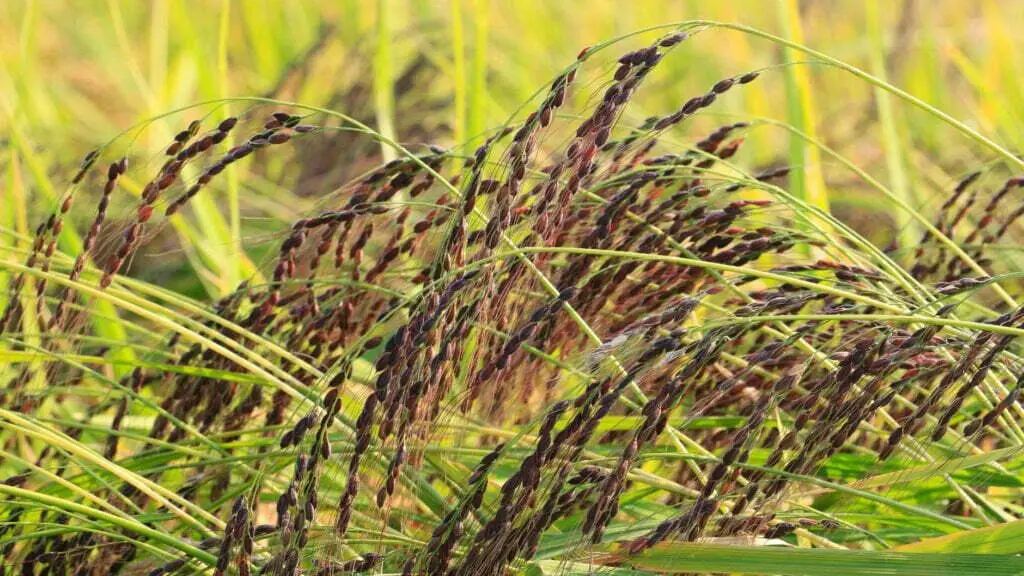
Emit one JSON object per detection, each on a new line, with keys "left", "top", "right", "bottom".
{"left": 621, "top": 543, "right": 1024, "bottom": 576}
{"left": 852, "top": 447, "right": 1023, "bottom": 489}
{"left": 896, "top": 520, "right": 1024, "bottom": 555}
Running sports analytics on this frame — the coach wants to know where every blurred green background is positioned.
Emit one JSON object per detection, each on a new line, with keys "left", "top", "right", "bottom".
{"left": 2, "top": 0, "right": 1022, "bottom": 299}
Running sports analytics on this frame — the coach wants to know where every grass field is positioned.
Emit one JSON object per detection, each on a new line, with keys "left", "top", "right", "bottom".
{"left": 1, "top": 2, "right": 1024, "bottom": 575}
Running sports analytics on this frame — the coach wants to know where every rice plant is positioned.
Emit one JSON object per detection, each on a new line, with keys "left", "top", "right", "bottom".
{"left": 1, "top": 17, "right": 1024, "bottom": 576}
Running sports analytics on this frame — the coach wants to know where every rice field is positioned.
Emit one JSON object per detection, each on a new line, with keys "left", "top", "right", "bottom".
{"left": 1, "top": 2, "right": 1023, "bottom": 575}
